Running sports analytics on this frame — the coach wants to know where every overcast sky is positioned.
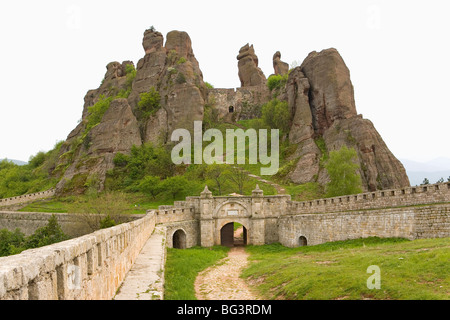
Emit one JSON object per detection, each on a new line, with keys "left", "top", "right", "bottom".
{"left": 1, "top": 0, "right": 449, "bottom": 165}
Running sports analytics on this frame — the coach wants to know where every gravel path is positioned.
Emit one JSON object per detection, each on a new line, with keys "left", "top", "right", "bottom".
{"left": 194, "top": 246, "right": 260, "bottom": 300}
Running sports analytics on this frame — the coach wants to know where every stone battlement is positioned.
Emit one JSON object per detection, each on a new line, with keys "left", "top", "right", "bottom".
{"left": 155, "top": 205, "right": 196, "bottom": 225}
{"left": 0, "top": 189, "right": 55, "bottom": 207}
{"left": 288, "top": 182, "right": 450, "bottom": 215}
{"left": 0, "top": 212, "right": 156, "bottom": 300}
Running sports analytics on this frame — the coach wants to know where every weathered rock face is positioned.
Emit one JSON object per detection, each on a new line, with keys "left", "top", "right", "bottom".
{"left": 87, "top": 99, "right": 142, "bottom": 155}
{"left": 322, "top": 116, "right": 410, "bottom": 191}
{"left": 55, "top": 28, "right": 207, "bottom": 193}
{"left": 300, "top": 48, "right": 357, "bottom": 135}
{"left": 129, "top": 29, "right": 206, "bottom": 139}
{"left": 273, "top": 51, "right": 289, "bottom": 76}
{"left": 285, "top": 48, "right": 410, "bottom": 190}
{"left": 55, "top": 99, "right": 141, "bottom": 194}
{"left": 237, "top": 44, "right": 266, "bottom": 87}
{"left": 55, "top": 28, "right": 409, "bottom": 195}
{"left": 83, "top": 61, "right": 134, "bottom": 120}
{"left": 286, "top": 68, "right": 313, "bottom": 145}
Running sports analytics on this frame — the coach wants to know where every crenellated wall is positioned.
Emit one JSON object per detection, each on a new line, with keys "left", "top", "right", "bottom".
{"left": 0, "top": 189, "right": 55, "bottom": 207}
{"left": 0, "top": 212, "right": 155, "bottom": 300}
{"left": 287, "top": 182, "right": 450, "bottom": 215}
{"left": 278, "top": 204, "right": 450, "bottom": 247}
{"left": 156, "top": 183, "right": 450, "bottom": 249}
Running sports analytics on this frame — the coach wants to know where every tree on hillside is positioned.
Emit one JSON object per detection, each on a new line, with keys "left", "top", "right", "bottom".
{"left": 205, "top": 164, "right": 228, "bottom": 195}
{"left": 138, "top": 175, "right": 162, "bottom": 199}
{"left": 25, "top": 214, "right": 68, "bottom": 249}
{"left": 324, "top": 145, "right": 363, "bottom": 197}
{"left": 67, "top": 192, "right": 131, "bottom": 232}
{"left": 161, "top": 176, "right": 189, "bottom": 200}
{"left": 225, "top": 166, "right": 248, "bottom": 195}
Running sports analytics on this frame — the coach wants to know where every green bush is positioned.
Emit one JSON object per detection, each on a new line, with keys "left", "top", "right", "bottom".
{"left": 99, "top": 215, "right": 116, "bottom": 229}
{"left": 137, "top": 87, "right": 161, "bottom": 119}
{"left": 0, "top": 142, "right": 62, "bottom": 199}
{"left": 160, "top": 176, "right": 189, "bottom": 200}
{"left": 86, "top": 95, "right": 113, "bottom": 134}
{"left": 261, "top": 98, "right": 290, "bottom": 134}
{"left": 267, "top": 74, "right": 288, "bottom": 91}
{"left": 0, "top": 215, "right": 69, "bottom": 257}
{"left": 108, "top": 143, "right": 176, "bottom": 191}
{"left": 176, "top": 57, "right": 187, "bottom": 65}
{"left": 205, "top": 82, "right": 214, "bottom": 89}
{"left": 324, "top": 145, "right": 363, "bottom": 197}
{"left": 125, "top": 64, "right": 136, "bottom": 89}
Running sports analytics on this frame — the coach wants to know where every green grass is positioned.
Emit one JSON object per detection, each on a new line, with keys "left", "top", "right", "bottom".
{"left": 19, "top": 192, "right": 175, "bottom": 215}
{"left": 242, "top": 237, "right": 450, "bottom": 300}
{"left": 164, "top": 246, "right": 230, "bottom": 300}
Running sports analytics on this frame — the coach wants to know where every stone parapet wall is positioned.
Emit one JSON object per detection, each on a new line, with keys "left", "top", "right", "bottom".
{"left": 0, "top": 189, "right": 55, "bottom": 207}
{"left": 155, "top": 205, "right": 196, "bottom": 225}
{"left": 279, "top": 204, "right": 450, "bottom": 247}
{"left": 288, "top": 182, "right": 450, "bottom": 215}
{"left": 0, "top": 212, "right": 155, "bottom": 300}
{"left": 0, "top": 211, "right": 142, "bottom": 238}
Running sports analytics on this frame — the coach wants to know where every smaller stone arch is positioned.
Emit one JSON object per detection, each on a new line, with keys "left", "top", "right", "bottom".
{"left": 229, "top": 106, "right": 234, "bottom": 113}
{"left": 298, "top": 235, "right": 307, "bottom": 247}
{"left": 172, "top": 229, "right": 187, "bottom": 249}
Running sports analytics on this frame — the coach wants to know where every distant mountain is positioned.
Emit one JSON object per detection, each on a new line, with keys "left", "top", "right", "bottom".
{"left": 0, "top": 158, "right": 28, "bottom": 166}
{"left": 400, "top": 157, "right": 450, "bottom": 186}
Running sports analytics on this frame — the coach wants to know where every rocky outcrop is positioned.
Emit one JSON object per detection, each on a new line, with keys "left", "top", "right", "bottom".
{"left": 55, "top": 99, "right": 141, "bottom": 194}
{"left": 300, "top": 49, "right": 357, "bottom": 135}
{"left": 54, "top": 28, "right": 409, "bottom": 195}
{"left": 237, "top": 44, "right": 266, "bottom": 87}
{"left": 286, "top": 48, "right": 410, "bottom": 190}
{"left": 273, "top": 51, "right": 289, "bottom": 76}
{"left": 55, "top": 28, "right": 207, "bottom": 193}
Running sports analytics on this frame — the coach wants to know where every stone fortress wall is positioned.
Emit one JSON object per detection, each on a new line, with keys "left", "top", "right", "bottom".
{"left": 0, "top": 211, "right": 156, "bottom": 300}
{"left": 0, "top": 182, "right": 448, "bottom": 300}
{"left": 153, "top": 182, "right": 450, "bottom": 248}
{"left": 0, "top": 189, "right": 56, "bottom": 207}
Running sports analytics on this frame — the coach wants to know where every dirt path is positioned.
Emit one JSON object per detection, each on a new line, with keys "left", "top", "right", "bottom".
{"left": 194, "top": 246, "right": 260, "bottom": 300}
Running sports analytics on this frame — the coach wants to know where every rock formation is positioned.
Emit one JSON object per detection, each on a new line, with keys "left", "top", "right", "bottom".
{"left": 55, "top": 28, "right": 207, "bottom": 193}
{"left": 54, "top": 28, "right": 409, "bottom": 195}
{"left": 285, "top": 48, "right": 410, "bottom": 191}
{"left": 237, "top": 44, "right": 266, "bottom": 87}
{"left": 273, "top": 51, "right": 289, "bottom": 76}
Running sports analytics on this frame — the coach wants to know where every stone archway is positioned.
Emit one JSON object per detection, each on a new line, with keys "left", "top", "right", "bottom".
{"left": 220, "top": 222, "right": 248, "bottom": 247}
{"left": 298, "top": 236, "right": 307, "bottom": 247}
{"left": 173, "top": 229, "right": 187, "bottom": 249}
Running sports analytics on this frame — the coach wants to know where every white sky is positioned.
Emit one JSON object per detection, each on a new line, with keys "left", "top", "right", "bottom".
{"left": 1, "top": 0, "right": 449, "bottom": 164}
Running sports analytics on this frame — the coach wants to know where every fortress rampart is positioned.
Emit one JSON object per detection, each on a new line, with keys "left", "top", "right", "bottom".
{"left": 0, "top": 212, "right": 155, "bottom": 300}
{"left": 0, "top": 189, "right": 55, "bottom": 207}
{"left": 152, "top": 183, "right": 450, "bottom": 248}
{"left": 0, "top": 183, "right": 449, "bottom": 300}
{"left": 288, "top": 182, "right": 450, "bottom": 215}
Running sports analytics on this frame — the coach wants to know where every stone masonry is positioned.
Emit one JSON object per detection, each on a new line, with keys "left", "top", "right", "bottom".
{"left": 156, "top": 182, "right": 450, "bottom": 248}
{"left": 0, "top": 182, "right": 449, "bottom": 300}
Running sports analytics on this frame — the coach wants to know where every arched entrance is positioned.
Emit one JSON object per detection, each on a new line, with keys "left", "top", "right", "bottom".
{"left": 298, "top": 236, "right": 307, "bottom": 247}
{"left": 220, "top": 222, "right": 247, "bottom": 247}
{"left": 173, "top": 229, "right": 187, "bottom": 249}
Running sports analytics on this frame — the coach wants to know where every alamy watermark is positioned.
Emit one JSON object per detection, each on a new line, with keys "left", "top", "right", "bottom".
{"left": 171, "top": 121, "right": 280, "bottom": 175}
{"left": 366, "top": 265, "right": 381, "bottom": 289}
{"left": 67, "top": 264, "right": 81, "bottom": 290}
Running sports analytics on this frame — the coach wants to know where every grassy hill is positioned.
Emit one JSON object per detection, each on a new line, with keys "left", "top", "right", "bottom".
{"left": 242, "top": 237, "right": 449, "bottom": 300}
{"left": 164, "top": 237, "right": 449, "bottom": 300}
